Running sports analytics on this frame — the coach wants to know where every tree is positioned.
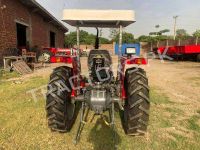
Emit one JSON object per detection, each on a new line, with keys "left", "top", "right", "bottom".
{"left": 149, "top": 29, "right": 170, "bottom": 47}
{"left": 112, "top": 32, "right": 135, "bottom": 43}
{"left": 193, "top": 30, "right": 200, "bottom": 45}
{"left": 65, "top": 31, "right": 77, "bottom": 47}
{"left": 138, "top": 35, "right": 151, "bottom": 42}
{"left": 99, "top": 37, "right": 110, "bottom": 44}
{"left": 159, "top": 29, "right": 170, "bottom": 35}
{"left": 138, "top": 35, "right": 156, "bottom": 51}
{"left": 176, "top": 29, "right": 189, "bottom": 38}
{"left": 176, "top": 29, "right": 190, "bottom": 45}
{"left": 65, "top": 30, "right": 111, "bottom": 47}
{"left": 109, "top": 29, "right": 118, "bottom": 40}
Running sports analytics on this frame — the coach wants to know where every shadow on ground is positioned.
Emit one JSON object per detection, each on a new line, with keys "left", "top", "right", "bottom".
{"left": 88, "top": 117, "right": 121, "bottom": 150}
{"left": 88, "top": 118, "right": 121, "bottom": 150}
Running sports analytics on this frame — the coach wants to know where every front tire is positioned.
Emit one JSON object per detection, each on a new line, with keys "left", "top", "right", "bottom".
{"left": 123, "top": 68, "right": 150, "bottom": 135}
{"left": 46, "top": 66, "right": 76, "bottom": 132}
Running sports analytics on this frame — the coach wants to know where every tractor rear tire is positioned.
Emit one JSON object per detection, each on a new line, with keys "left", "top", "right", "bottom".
{"left": 123, "top": 68, "right": 150, "bottom": 135}
{"left": 197, "top": 54, "right": 200, "bottom": 62}
{"left": 46, "top": 66, "right": 76, "bottom": 132}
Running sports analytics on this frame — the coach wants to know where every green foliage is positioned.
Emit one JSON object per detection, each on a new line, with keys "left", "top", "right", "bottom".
{"left": 99, "top": 37, "right": 110, "bottom": 44}
{"left": 149, "top": 29, "right": 170, "bottom": 36}
{"left": 109, "top": 29, "right": 118, "bottom": 40}
{"left": 176, "top": 29, "right": 190, "bottom": 40}
{"left": 112, "top": 32, "right": 135, "bottom": 43}
{"left": 193, "top": 30, "right": 200, "bottom": 38}
{"left": 65, "top": 30, "right": 111, "bottom": 47}
{"left": 155, "top": 35, "right": 169, "bottom": 41}
{"left": 109, "top": 29, "right": 135, "bottom": 43}
{"left": 0, "top": 69, "right": 20, "bottom": 81}
{"left": 138, "top": 35, "right": 156, "bottom": 42}
{"left": 138, "top": 35, "right": 149, "bottom": 42}
{"left": 149, "top": 32, "right": 159, "bottom": 36}
{"left": 159, "top": 29, "right": 170, "bottom": 34}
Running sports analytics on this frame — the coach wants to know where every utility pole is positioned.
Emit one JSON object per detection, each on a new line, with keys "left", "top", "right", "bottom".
{"left": 173, "top": 16, "right": 178, "bottom": 40}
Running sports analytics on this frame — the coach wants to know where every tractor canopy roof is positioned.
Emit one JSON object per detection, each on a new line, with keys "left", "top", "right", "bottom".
{"left": 62, "top": 9, "right": 135, "bottom": 28}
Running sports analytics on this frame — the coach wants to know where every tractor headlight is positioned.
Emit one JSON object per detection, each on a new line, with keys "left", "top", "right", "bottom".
{"left": 126, "top": 47, "right": 136, "bottom": 55}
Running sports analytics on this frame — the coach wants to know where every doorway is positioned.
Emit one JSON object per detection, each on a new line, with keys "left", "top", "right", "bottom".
{"left": 16, "top": 23, "right": 27, "bottom": 48}
{"left": 50, "top": 31, "right": 56, "bottom": 47}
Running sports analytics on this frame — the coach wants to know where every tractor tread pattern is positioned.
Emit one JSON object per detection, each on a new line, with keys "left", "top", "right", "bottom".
{"left": 46, "top": 66, "right": 74, "bottom": 132}
{"left": 124, "top": 68, "right": 150, "bottom": 136}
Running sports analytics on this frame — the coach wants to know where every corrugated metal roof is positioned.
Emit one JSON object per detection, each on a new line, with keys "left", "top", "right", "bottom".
{"left": 19, "top": 0, "right": 68, "bottom": 32}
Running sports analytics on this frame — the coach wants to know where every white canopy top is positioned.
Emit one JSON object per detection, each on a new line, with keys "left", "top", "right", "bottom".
{"left": 62, "top": 9, "right": 135, "bottom": 28}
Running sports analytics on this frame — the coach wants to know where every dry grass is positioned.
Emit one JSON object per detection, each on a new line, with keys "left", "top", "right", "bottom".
{"left": 0, "top": 75, "right": 200, "bottom": 150}
{"left": 1, "top": 58, "right": 200, "bottom": 149}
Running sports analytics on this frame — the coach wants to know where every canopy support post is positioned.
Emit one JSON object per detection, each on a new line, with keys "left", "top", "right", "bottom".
{"left": 76, "top": 26, "right": 81, "bottom": 94}
{"left": 117, "top": 25, "right": 123, "bottom": 98}
{"left": 117, "top": 25, "right": 123, "bottom": 80}
{"left": 76, "top": 26, "right": 81, "bottom": 72}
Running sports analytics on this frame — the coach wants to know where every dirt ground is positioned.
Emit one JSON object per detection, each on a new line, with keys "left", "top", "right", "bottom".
{"left": 145, "top": 59, "right": 200, "bottom": 116}
{"left": 16, "top": 56, "right": 200, "bottom": 130}
{"left": 9, "top": 56, "right": 200, "bottom": 126}
{"left": 17, "top": 56, "right": 200, "bottom": 107}
{"left": 1, "top": 56, "right": 200, "bottom": 149}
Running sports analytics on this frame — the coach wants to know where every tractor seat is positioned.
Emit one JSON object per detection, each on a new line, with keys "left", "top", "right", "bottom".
{"left": 88, "top": 50, "right": 112, "bottom": 67}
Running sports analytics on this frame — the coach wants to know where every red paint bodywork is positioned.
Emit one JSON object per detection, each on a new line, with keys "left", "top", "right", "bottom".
{"left": 120, "top": 57, "right": 148, "bottom": 100}
{"left": 126, "top": 58, "right": 148, "bottom": 65}
{"left": 158, "top": 45, "right": 200, "bottom": 56}
{"left": 50, "top": 56, "right": 73, "bottom": 63}
{"left": 42, "top": 47, "right": 77, "bottom": 63}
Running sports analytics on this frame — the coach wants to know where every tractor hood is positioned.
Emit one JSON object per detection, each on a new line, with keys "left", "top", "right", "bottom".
{"left": 62, "top": 9, "right": 136, "bottom": 28}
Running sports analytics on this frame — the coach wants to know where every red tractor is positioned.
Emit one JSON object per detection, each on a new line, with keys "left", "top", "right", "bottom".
{"left": 46, "top": 9, "right": 150, "bottom": 146}
{"left": 40, "top": 47, "right": 77, "bottom": 63}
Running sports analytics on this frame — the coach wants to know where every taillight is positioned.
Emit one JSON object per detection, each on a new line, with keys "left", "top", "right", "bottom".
{"left": 135, "top": 58, "right": 147, "bottom": 65}
{"left": 126, "top": 58, "right": 148, "bottom": 65}
{"left": 56, "top": 57, "right": 61, "bottom": 62}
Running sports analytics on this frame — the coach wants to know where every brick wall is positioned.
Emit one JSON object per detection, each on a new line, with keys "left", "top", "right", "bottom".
{"left": 0, "top": 0, "right": 66, "bottom": 65}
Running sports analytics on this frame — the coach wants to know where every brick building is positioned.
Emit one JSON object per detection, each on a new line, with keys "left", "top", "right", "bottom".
{"left": 0, "top": 0, "right": 68, "bottom": 65}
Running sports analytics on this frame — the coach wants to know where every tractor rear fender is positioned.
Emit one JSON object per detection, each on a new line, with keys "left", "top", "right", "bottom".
{"left": 120, "top": 57, "right": 148, "bottom": 100}
{"left": 71, "top": 56, "right": 86, "bottom": 97}
{"left": 123, "top": 57, "right": 148, "bottom": 65}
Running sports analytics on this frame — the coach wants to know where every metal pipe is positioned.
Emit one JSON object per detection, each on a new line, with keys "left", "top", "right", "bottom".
{"left": 76, "top": 26, "right": 81, "bottom": 71}
{"left": 76, "top": 26, "right": 80, "bottom": 68}
{"left": 119, "top": 25, "right": 123, "bottom": 58}
{"left": 117, "top": 25, "right": 123, "bottom": 80}
{"left": 76, "top": 26, "right": 81, "bottom": 95}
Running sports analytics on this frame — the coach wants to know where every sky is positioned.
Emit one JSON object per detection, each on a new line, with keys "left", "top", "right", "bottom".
{"left": 36, "top": 0, "right": 200, "bottom": 38}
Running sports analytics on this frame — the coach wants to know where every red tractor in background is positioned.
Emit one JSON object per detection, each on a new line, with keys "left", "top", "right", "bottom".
{"left": 45, "top": 9, "right": 150, "bottom": 147}
{"left": 40, "top": 47, "right": 79, "bottom": 63}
